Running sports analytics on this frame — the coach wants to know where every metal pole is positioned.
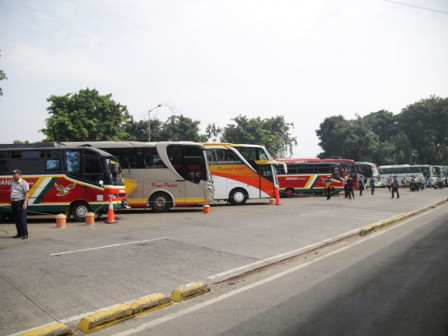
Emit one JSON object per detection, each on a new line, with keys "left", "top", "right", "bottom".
{"left": 148, "top": 104, "right": 162, "bottom": 142}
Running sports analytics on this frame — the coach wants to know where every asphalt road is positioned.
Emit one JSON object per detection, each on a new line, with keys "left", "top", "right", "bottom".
{"left": 97, "top": 202, "right": 448, "bottom": 336}
{"left": 1, "top": 188, "right": 447, "bottom": 335}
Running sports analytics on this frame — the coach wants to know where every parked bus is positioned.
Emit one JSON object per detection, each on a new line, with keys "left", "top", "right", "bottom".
{"left": 275, "top": 162, "right": 344, "bottom": 197}
{"left": 378, "top": 164, "right": 433, "bottom": 187}
{"left": 63, "top": 141, "right": 214, "bottom": 212}
{"left": 355, "top": 162, "right": 381, "bottom": 187}
{"left": 276, "top": 158, "right": 359, "bottom": 189}
{"left": 0, "top": 145, "right": 127, "bottom": 222}
{"left": 203, "top": 143, "right": 283, "bottom": 205}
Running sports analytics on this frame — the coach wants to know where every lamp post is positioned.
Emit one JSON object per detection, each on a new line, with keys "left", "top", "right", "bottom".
{"left": 148, "top": 104, "right": 162, "bottom": 142}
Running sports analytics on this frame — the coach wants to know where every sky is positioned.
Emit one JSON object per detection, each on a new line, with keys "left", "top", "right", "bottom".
{"left": 0, "top": 0, "right": 447, "bottom": 157}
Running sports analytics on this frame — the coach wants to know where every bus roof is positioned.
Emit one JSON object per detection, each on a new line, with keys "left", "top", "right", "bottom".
{"left": 61, "top": 141, "right": 204, "bottom": 148}
{"left": 0, "top": 145, "right": 114, "bottom": 157}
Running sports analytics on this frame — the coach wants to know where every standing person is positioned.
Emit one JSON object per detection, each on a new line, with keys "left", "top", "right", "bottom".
{"left": 347, "top": 176, "right": 355, "bottom": 199}
{"left": 10, "top": 169, "right": 30, "bottom": 239}
{"left": 359, "top": 177, "right": 364, "bottom": 196}
{"left": 324, "top": 176, "right": 333, "bottom": 200}
{"left": 344, "top": 175, "right": 349, "bottom": 198}
{"left": 391, "top": 175, "right": 400, "bottom": 199}
{"left": 387, "top": 176, "right": 392, "bottom": 191}
{"left": 369, "top": 178, "right": 375, "bottom": 195}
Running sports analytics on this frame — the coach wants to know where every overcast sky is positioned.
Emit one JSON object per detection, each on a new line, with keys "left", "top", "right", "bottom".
{"left": 1, "top": 0, "right": 447, "bottom": 156}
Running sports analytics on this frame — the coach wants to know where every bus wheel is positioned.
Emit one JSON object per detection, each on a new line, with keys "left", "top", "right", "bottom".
{"left": 149, "top": 192, "right": 172, "bottom": 213}
{"left": 284, "top": 188, "right": 295, "bottom": 198}
{"left": 71, "top": 202, "right": 90, "bottom": 222}
{"left": 229, "top": 188, "right": 248, "bottom": 205}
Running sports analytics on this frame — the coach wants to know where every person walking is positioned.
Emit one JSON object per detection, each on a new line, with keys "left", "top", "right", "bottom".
{"left": 10, "top": 169, "right": 30, "bottom": 239}
{"left": 359, "top": 177, "right": 364, "bottom": 196}
{"left": 369, "top": 178, "right": 375, "bottom": 195}
{"left": 391, "top": 175, "right": 400, "bottom": 199}
{"left": 324, "top": 176, "right": 333, "bottom": 200}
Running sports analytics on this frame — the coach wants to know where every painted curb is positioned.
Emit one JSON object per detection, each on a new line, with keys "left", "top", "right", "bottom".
{"left": 16, "top": 322, "right": 74, "bottom": 336}
{"left": 77, "top": 303, "right": 133, "bottom": 333}
{"left": 129, "top": 293, "right": 173, "bottom": 317}
{"left": 170, "top": 282, "right": 210, "bottom": 302}
{"left": 359, "top": 198, "right": 448, "bottom": 236}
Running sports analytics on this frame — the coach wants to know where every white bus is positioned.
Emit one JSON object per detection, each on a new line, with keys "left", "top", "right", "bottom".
{"left": 204, "top": 143, "right": 284, "bottom": 205}
{"left": 378, "top": 164, "right": 433, "bottom": 187}
{"left": 63, "top": 142, "right": 214, "bottom": 212}
{"left": 355, "top": 162, "right": 381, "bottom": 187}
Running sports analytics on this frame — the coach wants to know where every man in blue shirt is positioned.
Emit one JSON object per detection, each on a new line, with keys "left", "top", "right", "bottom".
{"left": 10, "top": 169, "right": 30, "bottom": 239}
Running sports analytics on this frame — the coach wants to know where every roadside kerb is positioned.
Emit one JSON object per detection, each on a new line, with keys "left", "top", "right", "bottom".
{"left": 15, "top": 322, "right": 74, "bottom": 336}
{"left": 170, "top": 282, "right": 210, "bottom": 302}
{"left": 359, "top": 198, "right": 448, "bottom": 236}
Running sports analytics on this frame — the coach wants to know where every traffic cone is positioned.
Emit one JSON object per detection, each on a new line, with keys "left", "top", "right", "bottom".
{"left": 105, "top": 198, "right": 117, "bottom": 224}
{"left": 275, "top": 187, "right": 281, "bottom": 205}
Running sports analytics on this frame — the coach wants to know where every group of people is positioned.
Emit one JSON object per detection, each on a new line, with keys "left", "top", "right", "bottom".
{"left": 324, "top": 174, "right": 401, "bottom": 200}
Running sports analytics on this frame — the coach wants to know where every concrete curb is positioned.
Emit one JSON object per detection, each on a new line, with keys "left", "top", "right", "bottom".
{"left": 170, "top": 282, "right": 210, "bottom": 302}
{"left": 15, "top": 322, "right": 74, "bottom": 336}
{"left": 77, "top": 293, "right": 173, "bottom": 333}
{"left": 129, "top": 293, "right": 173, "bottom": 317}
{"left": 77, "top": 303, "right": 134, "bottom": 333}
{"left": 359, "top": 198, "right": 448, "bottom": 236}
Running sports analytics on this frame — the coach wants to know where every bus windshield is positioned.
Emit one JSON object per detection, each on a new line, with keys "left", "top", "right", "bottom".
{"left": 105, "top": 158, "right": 124, "bottom": 186}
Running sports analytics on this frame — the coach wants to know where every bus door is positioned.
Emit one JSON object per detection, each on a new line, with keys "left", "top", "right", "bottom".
{"left": 183, "top": 146, "right": 208, "bottom": 203}
{"left": 257, "top": 163, "right": 276, "bottom": 198}
{"left": 164, "top": 144, "right": 207, "bottom": 205}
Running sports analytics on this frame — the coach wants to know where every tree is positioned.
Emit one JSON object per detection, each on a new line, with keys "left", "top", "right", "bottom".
{"left": 220, "top": 115, "right": 297, "bottom": 158}
{"left": 159, "top": 115, "right": 207, "bottom": 142}
{"left": 41, "top": 88, "right": 132, "bottom": 141}
{"left": 398, "top": 96, "right": 448, "bottom": 164}
{"left": 0, "top": 50, "right": 6, "bottom": 97}
{"left": 316, "top": 115, "right": 351, "bottom": 158}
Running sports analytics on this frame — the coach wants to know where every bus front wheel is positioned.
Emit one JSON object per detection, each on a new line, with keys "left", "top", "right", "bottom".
{"left": 71, "top": 202, "right": 90, "bottom": 222}
{"left": 229, "top": 188, "right": 248, "bottom": 205}
{"left": 149, "top": 192, "right": 172, "bottom": 212}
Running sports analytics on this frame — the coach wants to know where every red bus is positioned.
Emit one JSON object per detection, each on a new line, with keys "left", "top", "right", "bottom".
{"left": 277, "top": 157, "right": 359, "bottom": 189}
{"left": 0, "top": 145, "right": 127, "bottom": 222}
{"left": 276, "top": 161, "right": 344, "bottom": 197}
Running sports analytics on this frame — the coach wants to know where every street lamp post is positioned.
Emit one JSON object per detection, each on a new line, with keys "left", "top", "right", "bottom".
{"left": 148, "top": 104, "right": 162, "bottom": 142}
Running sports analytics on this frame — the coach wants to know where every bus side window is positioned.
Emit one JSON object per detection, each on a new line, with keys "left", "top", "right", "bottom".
{"left": 84, "top": 157, "right": 103, "bottom": 184}
{"left": 66, "top": 151, "right": 81, "bottom": 177}
{"left": 46, "top": 159, "right": 61, "bottom": 171}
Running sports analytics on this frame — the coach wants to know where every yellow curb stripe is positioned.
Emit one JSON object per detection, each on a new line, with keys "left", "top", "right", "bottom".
{"left": 129, "top": 293, "right": 173, "bottom": 317}
{"left": 170, "top": 282, "right": 210, "bottom": 302}
{"left": 359, "top": 199, "right": 448, "bottom": 236}
{"left": 16, "top": 322, "right": 74, "bottom": 336}
{"left": 77, "top": 303, "right": 133, "bottom": 333}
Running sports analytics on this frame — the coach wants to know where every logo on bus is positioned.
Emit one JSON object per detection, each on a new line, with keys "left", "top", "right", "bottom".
{"left": 152, "top": 182, "right": 178, "bottom": 188}
{"left": 55, "top": 182, "right": 76, "bottom": 196}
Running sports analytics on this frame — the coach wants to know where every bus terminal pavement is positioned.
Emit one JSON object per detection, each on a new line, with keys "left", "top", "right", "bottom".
{"left": 1, "top": 188, "right": 447, "bottom": 335}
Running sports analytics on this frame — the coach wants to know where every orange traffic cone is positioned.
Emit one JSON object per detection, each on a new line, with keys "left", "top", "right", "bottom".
{"left": 105, "top": 198, "right": 117, "bottom": 224}
{"left": 275, "top": 187, "right": 281, "bottom": 205}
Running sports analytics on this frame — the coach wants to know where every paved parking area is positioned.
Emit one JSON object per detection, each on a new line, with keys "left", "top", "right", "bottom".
{"left": 1, "top": 188, "right": 447, "bottom": 335}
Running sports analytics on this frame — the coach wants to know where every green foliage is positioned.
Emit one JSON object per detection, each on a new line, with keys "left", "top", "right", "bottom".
{"left": 42, "top": 88, "right": 133, "bottom": 141}
{"left": 315, "top": 95, "right": 448, "bottom": 165}
{"left": 220, "top": 115, "right": 297, "bottom": 158}
{"left": 123, "top": 114, "right": 207, "bottom": 142}
{"left": 159, "top": 115, "right": 207, "bottom": 142}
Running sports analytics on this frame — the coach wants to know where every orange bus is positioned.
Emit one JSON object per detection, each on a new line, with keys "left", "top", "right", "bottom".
{"left": 204, "top": 143, "right": 284, "bottom": 205}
